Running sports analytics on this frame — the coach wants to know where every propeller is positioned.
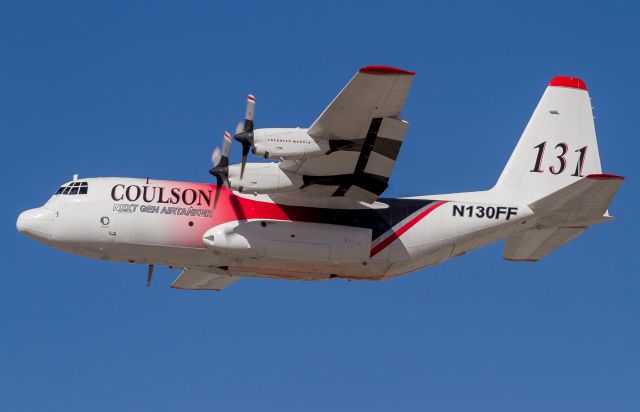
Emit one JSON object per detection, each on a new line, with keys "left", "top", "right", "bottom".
{"left": 233, "top": 94, "right": 256, "bottom": 179}
{"left": 209, "top": 131, "right": 232, "bottom": 208}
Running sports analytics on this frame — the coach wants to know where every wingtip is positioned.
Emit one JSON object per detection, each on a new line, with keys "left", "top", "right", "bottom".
{"left": 359, "top": 65, "right": 416, "bottom": 75}
{"left": 549, "top": 76, "right": 588, "bottom": 90}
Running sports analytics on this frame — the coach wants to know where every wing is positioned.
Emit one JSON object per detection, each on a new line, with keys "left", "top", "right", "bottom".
{"left": 171, "top": 267, "right": 242, "bottom": 291}
{"left": 287, "top": 66, "right": 416, "bottom": 203}
{"left": 308, "top": 66, "right": 415, "bottom": 140}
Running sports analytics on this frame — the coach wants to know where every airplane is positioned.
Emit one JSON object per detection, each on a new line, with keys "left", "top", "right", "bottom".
{"left": 16, "top": 66, "right": 624, "bottom": 292}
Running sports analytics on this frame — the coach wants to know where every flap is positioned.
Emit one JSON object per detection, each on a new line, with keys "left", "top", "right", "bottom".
{"left": 171, "top": 267, "right": 241, "bottom": 291}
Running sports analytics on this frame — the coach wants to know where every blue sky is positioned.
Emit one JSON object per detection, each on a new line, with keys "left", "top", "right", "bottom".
{"left": 1, "top": 1, "right": 638, "bottom": 411}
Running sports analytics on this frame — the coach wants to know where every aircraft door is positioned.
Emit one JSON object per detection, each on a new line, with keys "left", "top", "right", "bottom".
{"left": 97, "top": 211, "right": 135, "bottom": 244}
{"left": 98, "top": 212, "right": 117, "bottom": 242}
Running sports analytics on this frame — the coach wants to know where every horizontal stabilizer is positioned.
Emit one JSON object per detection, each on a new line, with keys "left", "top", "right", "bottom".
{"left": 171, "top": 267, "right": 241, "bottom": 291}
{"left": 504, "top": 173, "right": 624, "bottom": 262}
{"left": 504, "top": 227, "right": 586, "bottom": 262}
{"left": 530, "top": 173, "right": 624, "bottom": 226}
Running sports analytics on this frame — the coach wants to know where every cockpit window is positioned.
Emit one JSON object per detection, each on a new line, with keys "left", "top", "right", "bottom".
{"left": 54, "top": 181, "right": 89, "bottom": 196}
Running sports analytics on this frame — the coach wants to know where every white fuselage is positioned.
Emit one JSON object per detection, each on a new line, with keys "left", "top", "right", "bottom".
{"left": 17, "top": 177, "right": 533, "bottom": 281}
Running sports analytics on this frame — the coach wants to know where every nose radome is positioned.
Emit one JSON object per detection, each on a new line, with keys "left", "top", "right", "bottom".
{"left": 17, "top": 208, "right": 55, "bottom": 242}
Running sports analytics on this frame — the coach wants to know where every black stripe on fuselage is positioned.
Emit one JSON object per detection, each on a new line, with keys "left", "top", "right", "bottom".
{"left": 302, "top": 172, "right": 388, "bottom": 195}
{"left": 277, "top": 197, "right": 436, "bottom": 240}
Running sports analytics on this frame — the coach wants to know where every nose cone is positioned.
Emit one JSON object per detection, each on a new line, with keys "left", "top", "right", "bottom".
{"left": 17, "top": 208, "right": 55, "bottom": 242}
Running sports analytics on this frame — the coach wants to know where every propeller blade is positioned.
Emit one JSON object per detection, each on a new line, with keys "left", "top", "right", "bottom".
{"left": 213, "top": 176, "right": 223, "bottom": 209}
{"left": 244, "top": 94, "right": 255, "bottom": 131}
{"left": 221, "top": 131, "right": 232, "bottom": 158}
{"left": 233, "top": 95, "right": 256, "bottom": 178}
{"left": 210, "top": 131, "right": 232, "bottom": 209}
{"left": 235, "top": 120, "right": 244, "bottom": 136}
{"left": 211, "top": 147, "right": 221, "bottom": 167}
{"left": 212, "top": 132, "right": 231, "bottom": 167}
{"left": 240, "top": 144, "right": 250, "bottom": 179}
{"left": 146, "top": 264, "right": 154, "bottom": 288}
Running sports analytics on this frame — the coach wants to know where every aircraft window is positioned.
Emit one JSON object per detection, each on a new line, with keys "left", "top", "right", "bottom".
{"left": 54, "top": 182, "right": 89, "bottom": 195}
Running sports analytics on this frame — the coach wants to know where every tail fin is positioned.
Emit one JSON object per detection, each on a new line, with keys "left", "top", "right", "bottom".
{"left": 494, "top": 76, "right": 602, "bottom": 204}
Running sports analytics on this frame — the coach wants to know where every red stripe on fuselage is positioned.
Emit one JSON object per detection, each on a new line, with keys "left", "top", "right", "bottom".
{"left": 369, "top": 201, "right": 447, "bottom": 258}
{"left": 211, "top": 186, "right": 303, "bottom": 225}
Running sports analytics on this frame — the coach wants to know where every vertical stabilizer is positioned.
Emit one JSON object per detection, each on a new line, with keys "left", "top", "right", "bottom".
{"left": 494, "top": 77, "right": 602, "bottom": 204}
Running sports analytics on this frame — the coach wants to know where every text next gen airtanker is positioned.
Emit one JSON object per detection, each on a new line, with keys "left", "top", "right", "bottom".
{"left": 17, "top": 67, "right": 623, "bottom": 291}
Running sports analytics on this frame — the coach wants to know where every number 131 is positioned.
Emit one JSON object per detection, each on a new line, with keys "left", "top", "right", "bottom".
{"left": 530, "top": 141, "right": 587, "bottom": 177}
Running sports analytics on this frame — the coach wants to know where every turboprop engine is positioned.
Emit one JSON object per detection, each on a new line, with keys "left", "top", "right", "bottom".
{"left": 208, "top": 94, "right": 353, "bottom": 201}
{"left": 202, "top": 220, "right": 372, "bottom": 263}
{"left": 227, "top": 162, "right": 302, "bottom": 194}
{"left": 251, "top": 128, "right": 329, "bottom": 160}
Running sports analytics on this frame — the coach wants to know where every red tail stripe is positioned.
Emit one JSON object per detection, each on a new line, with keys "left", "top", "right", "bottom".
{"left": 370, "top": 201, "right": 447, "bottom": 257}
{"left": 586, "top": 173, "right": 624, "bottom": 180}
{"left": 548, "top": 76, "right": 588, "bottom": 90}
{"left": 359, "top": 66, "right": 416, "bottom": 76}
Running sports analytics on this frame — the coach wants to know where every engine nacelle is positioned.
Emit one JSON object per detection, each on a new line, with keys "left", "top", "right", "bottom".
{"left": 227, "top": 162, "right": 302, "bottom": 194}
{"left": 252, "top": 128, "right": 328, "bottom": 160}
{"left": 202, "top": 220, "right": 372, "bottom": 263}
